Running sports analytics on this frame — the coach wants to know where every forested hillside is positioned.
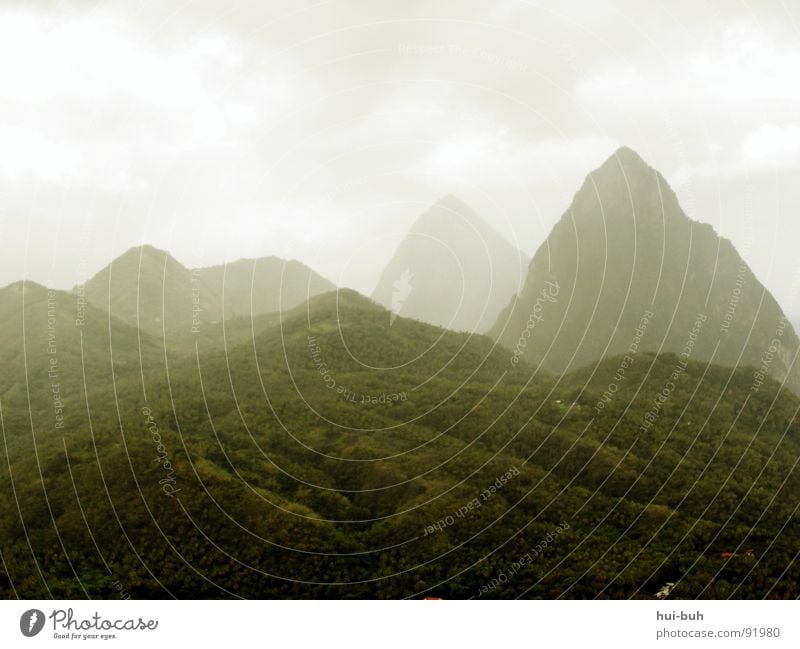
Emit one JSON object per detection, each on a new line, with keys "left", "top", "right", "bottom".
{"left": 1, "top": 287, "right": 797, "bottom": 598}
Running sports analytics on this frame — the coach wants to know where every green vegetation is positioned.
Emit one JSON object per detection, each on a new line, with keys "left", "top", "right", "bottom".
{"left": 1, "top": 285, "right": 797, "bottom": 599}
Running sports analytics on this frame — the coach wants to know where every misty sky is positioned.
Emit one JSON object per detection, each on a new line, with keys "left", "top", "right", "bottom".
{"left": 1, "top": 0, "right": 799, "bottom": 320}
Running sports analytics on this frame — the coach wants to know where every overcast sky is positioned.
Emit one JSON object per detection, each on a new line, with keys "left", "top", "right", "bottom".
{"left": 1, "top": 0, "right": 799, "bottom": 319}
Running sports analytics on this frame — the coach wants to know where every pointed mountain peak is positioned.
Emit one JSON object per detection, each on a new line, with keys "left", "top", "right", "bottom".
{"left": 491, "top": 145, "right": 800, "bottom": 392}
{"left": 568, "top": 146, "right": 683, "bottom": 225}
{"left": 587, "top": 146, "right": 659, "bottom": 186}
{"left": 434, "top": 194, "right": 473, "bottom": 212}
{"left": 608, "top": 146, "right": 650, "bottom": 169}
{"left": 412, "top": 195, "right": 475, "bottom": 228}
{"left": 373, "top": 198, "right": 529, "bottom": 332}
{"left": 410, "top": 195, "right": 498, "bottom": 238}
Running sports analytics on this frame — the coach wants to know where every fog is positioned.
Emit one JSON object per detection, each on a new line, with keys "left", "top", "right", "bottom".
{"left": 1, "top": 0, "right": 799, "bottom": 320}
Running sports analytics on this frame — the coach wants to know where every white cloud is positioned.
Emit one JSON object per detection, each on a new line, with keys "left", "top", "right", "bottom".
{"left": 687, "top": 23, "right": 800, "bottom": 104}
{"left": 577, "top": 22, "right": 800, "bottom": 111}
{"left": 0, "top": 7, "right": 288, "bottom": 190}
{"left": 425, "top": 133, "right": 504, "bottom": 181}
{"left": 0, "top": 11, "right": 208, "bottom": 107}
{"left": 574, "top": 21, "right": 800, "bottom": 191}
{"left": 0, "top": 0, "right": 798, "bottom": 314}
{"left": 669, "top": 123, "right": 800, "bottom": 186}
{"left": 743, "top": 124, "right": 800, "bottom": 168}
{"left": 422, "top": 128, "right": 615, "bottom": 194}
{"left": 0, "top": 128, "right": 80, "bottom": 184}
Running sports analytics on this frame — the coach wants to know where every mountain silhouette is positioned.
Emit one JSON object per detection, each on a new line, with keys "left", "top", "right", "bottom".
{"left": 371, "top": 196, "right": 529, "bottom": 333}
{"left": 81, "top": 245, "right": 334, "bottom": 336}
{"left": 490, "top": 147, "right": 800, "bottom": 392}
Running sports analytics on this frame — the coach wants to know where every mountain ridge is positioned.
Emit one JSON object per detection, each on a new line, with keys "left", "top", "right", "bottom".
{"left": 79, "top": 244, "right": 336, "bottom": 336}
{"left": 490, "top": 146, "right": 800, "bottom": 393}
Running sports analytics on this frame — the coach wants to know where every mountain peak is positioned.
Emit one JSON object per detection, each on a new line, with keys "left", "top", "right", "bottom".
{"left": 491, "top": 146, "right": 800, "bottom": 392}
{"left": 568, "top": 145, "right": 684, "bottom": 228}
{"left": 434, "top": 194, "right": 472, "bottom": 211}
{"left": 305, "top": 287, "right": 377, "bottom": 314}
{"left": 83, "top": 245, "right": 336, "bottom": 335}
{"left": 0, "top": 279, "right": 49, "bottom": 295}
{"left": 373, "top": 199, "right": 529, "bottom": 332}
{"left": 119, "top": 244, "right": 174, "bottom": 261}
{"left": 589, "top": 146, "right": 656, "bottom": 183}
{"left": 610, "top": 146, "right": 649, "bottom": 167}
{"left": 410, "top": 195, "right": 478, "bottom": 233}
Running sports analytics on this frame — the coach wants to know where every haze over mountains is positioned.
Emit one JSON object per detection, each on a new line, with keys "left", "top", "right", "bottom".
{"left": 2, "top": 146, "right": 800, "bottom": 599}
{"left": 80, "top": 244, "right": 335, "bottom": 336}
{"left": 372, "top": 195, "right": 529, "bottom": 333}
{"left": 491, "top": 147, "right": 800, "bottom": 393}
{"left": 3, "top": 146, "right": 795, "bottom": 396}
